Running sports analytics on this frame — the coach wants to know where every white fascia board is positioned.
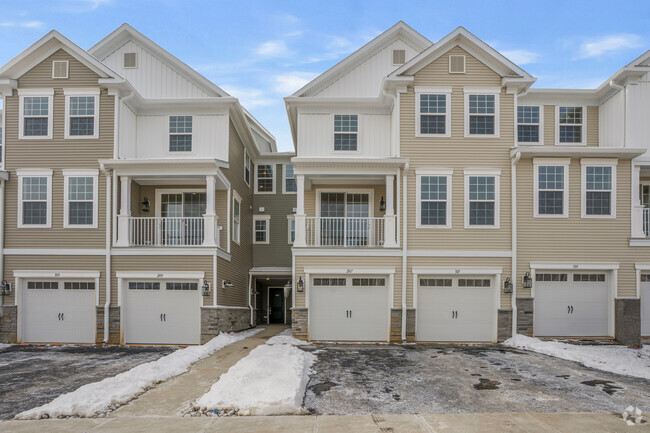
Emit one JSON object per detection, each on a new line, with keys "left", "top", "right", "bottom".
{"left": 115, "top": 271, "right": 205, "bottom": 279}
{"left": 303, "top": 267, "right": 395, "bottom": 275}
{"left": 529, "top": 262, "right": 620, "bottom": 270}
{"left": 412, "top": 267, "right": 503, "bottom": 275}
{"left": 519, "top": 89, "right": 600, "bottom": 106}
{"left": 512, "top": 147, "right": 646, "bottom": 160}
{"left": 16, "top": 168, "right": 53, "bottom": 176}
{"left": 13, "top": 270, "right": 101, "bottom": 278}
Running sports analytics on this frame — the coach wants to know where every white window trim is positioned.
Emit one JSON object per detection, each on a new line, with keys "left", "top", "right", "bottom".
{"left": 17, "top": 168, "right": 53, "bottom": 229}
{"left": 517, "top": 105, "right": 544, "bottom": 145}
{"left": 232, "top": 190, "right": 241, "bottom": 245}
{"left": 415, "top": 87, "right": 452, "bottom": 138}
{"left": 449, "top": 55, "right": 466, "bottom": 74}
{"left": 464, "top": 169, "right": 501, "bottom": 229}
{"left": 415, "top": 168, "right": 453, "bottom": 229}
{"left": 315, "top": 188, "right": 375, "bottom": 219}
{"left": 168, "top": 115, "right": 193, "bottom": 153}
{"left": 581, "top": 158, "right": 617, "bottom": 219}
{"left": 244, "top": 150, "right": 251, "bottom": 187}
{"left": 464, "top": 88, "right": 500, "bottom": 138}
{"left": 287, "top": 215, "right": 295, "bottom": 244}
{"left": 533, "top": 158, "right": 570, "bottom": 218}
{"left": 52, "top": 60, "right": 69, "bottom": 79}
{"left": 63, "top": 169, "right": 99, "bottom": 229}
{"left": 283, "top": 164, "right": 297, "bottom": 194}
{"left": 332, "top": 114, "right": 360, "bottom": 153}
{"left": 64, "top": 88, "right": 100, "bottom": 139}
{"left": 253, "top": 214, "right": 271, "bottom": 244}
{"left": 18, "top": 89, "right": 54, "bottom": 140}
{"left": 555, "top": 106, "right": 586, "bottom": 146}
{"left": 254, "top": 162, "right": 275, "bottom": 195}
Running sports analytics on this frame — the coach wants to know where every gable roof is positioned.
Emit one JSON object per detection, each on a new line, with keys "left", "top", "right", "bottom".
{"left": 292, "top": 21, "right": 432, "bottom": 97}
{"left": 89, "top": 23, "right": 229, "bottom": 98}
{"left": 390, "top": 26, "right": 535, "bottom": 85}
{"left": 0, "top": 29, "right": 120, "bottom": 81}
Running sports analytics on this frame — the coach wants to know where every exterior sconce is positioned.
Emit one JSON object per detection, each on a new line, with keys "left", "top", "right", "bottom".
{"left": 141, "top": 197, "right": 150, "bottom": 212}
{"left": 0, "top": 280, "right": 11, "bottom": 296}
{"left": 297, "top": 277, "right": 304, "bottom": 292}
{"left": 202, "top": 280, "right": 211, "bottom": 296}
{"left": 222, "top": 280, "right": 234, "bottom": 289}
{"left": 522, "top": 272, "right": 533, "bottom": 289}
{"left": 503, "top": 277, "right": 513, "bottom": 293}
{"left": 379, "top": 196, "right": 386, "bottom": 212}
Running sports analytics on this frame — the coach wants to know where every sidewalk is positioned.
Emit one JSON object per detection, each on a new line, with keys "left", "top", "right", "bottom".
{"left": 0, "top": 412, "right": 645, "bottom": 432}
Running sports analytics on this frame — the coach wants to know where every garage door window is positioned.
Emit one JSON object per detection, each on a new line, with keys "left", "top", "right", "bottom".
{"left": 64, "top": 282, "right": 95, "bottom": 290}
{"left": 352, "top": 278, "right": 385, "bottom": 286}
{"left": 166, "top": 282, "right": 198, "bottom": 290}
{"left": 420, "top": 278, "right": 452, "bottom": 287}
{"left": 313, "top": 278, "right": 346, "bottom": 286}
{"left": 128, "top": 282, "right": 161, "bottom": 290}
{"left": 458, "top": 278, "right": 491, "bottom": 287}
{"left": 536, "top": 273, "right": 567, "bottom": 282}
{"left": 27, "top": 281, "right": 58, "bottom": 289}
{"left": 573, "top": 274, "right": 606, "bottom": 282}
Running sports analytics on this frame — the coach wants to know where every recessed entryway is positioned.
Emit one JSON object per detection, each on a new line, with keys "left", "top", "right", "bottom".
{"left": 268, "top": 287, "right": 285, "bottom": 324}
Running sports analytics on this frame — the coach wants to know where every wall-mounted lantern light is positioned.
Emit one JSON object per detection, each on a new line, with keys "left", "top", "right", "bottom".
{"left": 202, "top": 280, "right": 211, "bottom": 296}
{"left": 297, "top": 277, "right": 304, "bottom": 292}
{"left": 379, "top": 196, "right": 386, "bottom": 212}
{"left": 222, "top": 280, "right": 234, "bottom": 289}
{"left": 503, "top": 277, "right": 513, "bottom": 293}
{"left": 522, "top": 272, "right": 533, "bottom": 289}
{"left": 141, "top": 197, "right": 150, "bottom": 212}
{"left": 0, "top": 280, "right": 11, "bottom": 296}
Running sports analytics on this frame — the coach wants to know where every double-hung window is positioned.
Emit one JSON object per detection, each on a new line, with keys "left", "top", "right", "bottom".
{"left": 65, "top": 89, "right": 100, "bottom": 139}
{"left": 17, "top": 169, "right": 52, "bottom": 228}
{"left": 464, "top": 170, "right": 500, "bottom": 228}
{"left": 169, "top": 115, "right": 192, "bottom": 152}
{"left": 64, "top": 170, "right": 98, "bottom": 228}
{"left": 284, "top": 164, "right": 296, "bottom": 193}
{"left": 581, "top": 159, "right": 616, "bottom": 218}
{"left": 557, "top": 106, "right": 585, "bottom": 145}
{"left": 19, "top": 89, "right": 53, "bottom": 139}
{"left": 255, "top": 164, "right": 274, "bottom": 194}
{"left": 416, "top": 88, "right": 451, "bottom": 137}
{"left": 244, "top": 150, "right": 251, "bottom": 186}
{"left": 534, "top": 159, "right": 569, "bottom": 217}
{"left": 517, "top": 106, "right": 542, "bottom": 144}
{"left": 416, "top": 169, "right": 452, "bottom": 228}
{"left": 334, "top": 114, "right": 358, "bottom": 151}
{"left": 253, "top": 215, "right": 270, "bottom": 244}
{"left": 287, "top": 215, "right": 295, "bottom": 244}
{"left": 465, "top": 90, "right": 499, "bottom": 137}
{"left": 233, "top": 191, "right": 241, "bottom": 244}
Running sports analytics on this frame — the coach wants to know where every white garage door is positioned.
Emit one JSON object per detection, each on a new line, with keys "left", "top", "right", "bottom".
{"left": 417, "top": 276, "right": 496, "bottom": 342}
{"left": 124, "top": 280, "right": 200, "bottom": 345}
{"left": 22, "top": 280, "right": 96, "bottom": 344}
{"left": 641, "top": 274, "right": 650, "bottom": 336}
{"left": 309, "top": 276, "right": 389, "bottom": 341}
{"left": 535, "top": 272, "right": 610, "bottom": 337}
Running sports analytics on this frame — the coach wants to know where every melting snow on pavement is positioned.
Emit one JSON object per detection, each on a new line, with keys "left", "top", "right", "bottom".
{"left": 16, "top": 328, "right": 261, "bottom": 419}
{"left": 504, "top": 334, "right": 650, "bottom": 380}
{"left": 194, "top": 329, "right": 315, "bottom": 416}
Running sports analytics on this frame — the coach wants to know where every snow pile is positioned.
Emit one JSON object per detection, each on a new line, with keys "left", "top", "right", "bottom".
{"left": 504, "top": 334, "right": 650, "bottom": 380}
{"left": 266, "top": 328, "right": 311, "bottom": 346}
{"left": 194, "top": 330, "right": 316, "bottom": 415}
{"left": 16, "top": 329, "right": 261, "bottom": 419}
{"left": 622, "top": 406, "right": 646, "bottom": 426}
{"left": 0, "top": 343, "right": 11, "bottom": 350}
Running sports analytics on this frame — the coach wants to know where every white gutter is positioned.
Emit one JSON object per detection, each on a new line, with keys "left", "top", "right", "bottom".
{"left": 511, "top": 151, "right": 520, "bottom": 337}
{"left": 401, "top": 164, "right": 409, "bottom": 342}
{"left": 609, "top": 80, "right": 626, "bottom": 147}
{"left": 100, "top": 163, "right": 111, "bottom": 344}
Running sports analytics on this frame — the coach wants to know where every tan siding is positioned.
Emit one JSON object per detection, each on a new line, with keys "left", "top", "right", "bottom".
{"left": 412, "top": 46, "right": 502, "bottom": 88}
{"left": 587, "top": 106, "right": 599, "bottom": 147}
{"left": 543, "top": 105, "right": 555, "bottom": 146}
{"left": 18, "top": 49, "right": 101, "bottom": 88}
{"left": 294, "top": 255, "right": 403, "bottom": 308}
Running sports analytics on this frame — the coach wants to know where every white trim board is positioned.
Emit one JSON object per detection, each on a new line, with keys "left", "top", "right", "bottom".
{"left": 303, "top": 267, "right": 395, "bottom": 275}
{"left": 529, "top": 262, "right": 620, "bottom": 270}
{"left": 407, "top": 250, "right": 512, "bottom": 257}
{"left": 115, "top": 271, "right": 205, "bottom": 279}
{"left": 412, "top": 267, "right": 503, "bottom": 275}
{"left": 13, "top": 270, "right": 100, "bottom": 278}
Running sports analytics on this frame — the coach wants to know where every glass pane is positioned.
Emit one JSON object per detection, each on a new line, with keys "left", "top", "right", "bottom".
{"left": 421, "top": 115, "right": 445, "bottom": 134}
{"left": 538, "top": 191, "right": 563, "bottom": 215}
{"left": 334, "top": 115, "right": 358, "bottom": 132}
{"left": 421, "top": 176, "right": 446, "bottom": 200}
{"left": 538, "top": 166, "right": 564, "bottom": 190}
{"left": 169, "top": 116, "right": 192, "bottom": 133}
{"left": 346, "top": 193, "right": 369, "bottom": 218}
{"left": 469, "top": 177, "right": 495, "bottom": 201}
{"left": 469, "top": 116, "right": 495, "bottom": 135}
{"left": 469, "top": 202, "right": 495, "bottom": 225}
{"left": 586, "top": 191, "right": 611, "bottom": 215}
{"left": 517, "top": 106, "right": 539, "bottom": 124}
{"left": 169, "top": 135, "right": 192, "bottom": 151}
{"left": 469, "top": 95, "right": 495, "bottom": 114}
{"left": 257, "top": 165, "right": 273, "bottom": 192}
{"left": 586, "top": 166, "right": 612, "bottom": 190}
{"left": 24, "top": 118, "right": 48, "bottom": 136}
{"left": 69, "top": 177, "right": 93, "bottom": 201}
{"left": 420, "top": 94, "right": 446, "bottom": 114}
{"left": 320, "top": 193, "right": 345, "bottom": 217}
{"left": 517, "top": 125, "right": 538, "bottom": 142}
{"left": 285, "top": 165, "right": 296, "bottom": 192}
{"left": 24, "top": 97, "right": 49, "bottom": 116}
{"left": 22, "top": 177, "right": 47, "bottom": 200}
{"left": 70, "top": 117, "right": 94, "bottom": 136}
{"left": 69, "top": 201, "right": 93, "bottom": 225}
{"left": 334, "top": 133, "right": 357, "bottom": 151}
{"left": 559, "top": 125, "right": 581, "bottom": 143}
{"left": 183, "top": 192, "right": 206, "bottom": 217}
{"left": 421, "top": 201, "right": 446, "bottom": 225}
{"left": 23, "top": 202, "right": 47, "bottom": 225}
{"left": 161, "top": 194, "right": 183, "bottom": 217}
{"left": 70, "top": 96, "right": 95, "bottom": 116}
{"left": 559, "top": 107, "right": 582, "bottom": 124}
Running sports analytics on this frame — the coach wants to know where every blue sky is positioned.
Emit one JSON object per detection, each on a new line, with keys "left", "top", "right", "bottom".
{"left": 1, "top": 0, "right": 649, "bottom": 151}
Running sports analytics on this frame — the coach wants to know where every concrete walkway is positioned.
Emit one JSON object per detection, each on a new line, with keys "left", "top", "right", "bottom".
{"left": 110, "top": 325, "right": 288, "bottom": 418}
{"left": 1, "top": 412, "right": 646, "bottom": 432}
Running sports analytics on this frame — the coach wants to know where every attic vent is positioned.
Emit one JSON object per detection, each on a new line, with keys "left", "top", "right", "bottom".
{"left": 449, "top": 55, "right": 466, "bottom": 74}
{"left": 123, "top": 52, "right": 137, "bottom": 69}
{"left": 52, "top": 61, "right": 69, "bottom": 79}
{"left": 392, "top": 49, "right": 406, "bottom": 65}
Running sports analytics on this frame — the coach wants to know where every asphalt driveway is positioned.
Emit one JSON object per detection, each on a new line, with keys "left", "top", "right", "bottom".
{"left": 301, "top": 344, "right": 650, "bottom": 415}
{"left": 0, "top": 344, "right": 176, "bottom": 420}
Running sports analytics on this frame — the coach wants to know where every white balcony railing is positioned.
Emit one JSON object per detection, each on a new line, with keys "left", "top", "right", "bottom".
{"left": 128, "top": 217, "right": 209, "bottom": 247}
{"left": 304, "top": 217, "right": 385, "bottom": 247}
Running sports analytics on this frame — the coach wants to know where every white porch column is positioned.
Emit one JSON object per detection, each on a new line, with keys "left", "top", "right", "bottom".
{"left": 383, "top": 175, "right": 397, "bottom": 247}
{"left": 632, "top": 164, "right": 645, "bottom": 238}
{"left": 116, "top": 176, "right": 131, "bottom": 247}
{"left": 294, "top": 174, "right": 306, "bottom": 247}
{"left": 203, "top": 175, "right": 217, "bottom": 246}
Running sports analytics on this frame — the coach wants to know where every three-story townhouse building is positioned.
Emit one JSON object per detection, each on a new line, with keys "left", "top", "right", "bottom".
{"left": 286, "top": 22, "right": 649, "bottom": 345}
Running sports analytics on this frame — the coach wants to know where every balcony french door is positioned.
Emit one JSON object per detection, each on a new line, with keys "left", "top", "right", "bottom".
{"left": 320, "top": 192, "right": 370, "bottom": 246}
{"left": 160, "top": 193, "right": 206, "bottom": 246}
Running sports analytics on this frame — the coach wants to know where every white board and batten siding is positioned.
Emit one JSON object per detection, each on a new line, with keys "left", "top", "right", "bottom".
{"left": 118, "top": 103, "right": 137, "bottom": 158}
{"left": 297, "top": 113, "right": 391, "bottom": 158}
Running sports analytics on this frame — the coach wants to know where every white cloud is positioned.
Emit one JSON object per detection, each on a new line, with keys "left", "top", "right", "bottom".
{"left": 500, "top": 49, "right": 540, "bottom": 65}
{"left": 79, "top": 0, "right": 112, "bottom": 9}
{"left": 221, "top": 85, "right": 275, "bottom": 108}
{"left": 274, "top": 72, "right": 318, "bottom": 94}
{"left": 0, "top": 21, "right": 44, "bottom": 29}
{"left": 255, "top": 40, "right": 291, "bottom": 58}
{"left": 578, "top": 34, "right": 642, "bottom": 58}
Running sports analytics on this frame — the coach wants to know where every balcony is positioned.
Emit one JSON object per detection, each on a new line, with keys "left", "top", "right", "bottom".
{"left": 127, "top": 216, "right": 217, "bottom": 247}
{"left": 304, "top": 217, "right": 385, "bottom": 247}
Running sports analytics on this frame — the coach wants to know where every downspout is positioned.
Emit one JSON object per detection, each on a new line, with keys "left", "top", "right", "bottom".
{"left": 401, "top": 164, "right": 409, "bottom": 342}
{"left": 248, "top": 273, "right": 254, "bottom": 326}
{"left": 609, "top": 81, "right": 625, "bottom": 147}
{"left": 511, "top": 151, "right": 520, "bottom": 337}
{"left": 100, "top": 163, "right": 111, "bottom": 344}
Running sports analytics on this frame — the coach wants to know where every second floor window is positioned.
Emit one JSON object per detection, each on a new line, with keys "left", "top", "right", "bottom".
{"left": 466, "top": 175, "right": 498, "bottom": 227}
{"left": 66, "top": 95, "right": 98, "bottom": 138}
{"left": 558, "top": 106, "right": 583, "bottom": 144}
{"left": 284, "top": 164, "right": 296, "bottom": 193}
{"left": 169, "top": 116, "right": 192, "bottom": 152}
{"left": 253, "top": 215, "right": 270, "bottom": 244}
{"left": 583, "top": 164, "right": 615, "bottom": 217}
{"left": 256, "top": 164, "right": 274, "bottom": 193}
{"left": 467, "top": 94, "right": 497, "bottom": 136}
{"left": 21, "top": 95, "right": 51, "bottom": 138}
{"left": 418, "top": 175, "right": 451, "bottom": 227}
{"left": 65, "top": 174, "right": 97, "bottom": 228}
{"left": 334, "top": 114, "right": 358, "bottom": 151}
{"left": 18, "top": 170, "right": 52, "bottom": 228}
{"left": 517, "top": 106, "right": 541, "bottom": 144}
{"left": 536, "top": 165, "right": 567, "bottom": 217}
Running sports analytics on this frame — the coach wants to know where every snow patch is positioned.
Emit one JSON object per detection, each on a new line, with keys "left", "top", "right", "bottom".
{"left": 504, "top": 334, "right": 650, "bottom": 380}
{"left": 15, "top": 329, "right": 261, "bottom": 419}
{"left": 0, "top": 343, "right": 11, "bottom": 350}
{"left": 194, "top": 330, "right": 316, "bottom": 415}
{"left": 266, "top": 328, "right": 311, "bottom": 346}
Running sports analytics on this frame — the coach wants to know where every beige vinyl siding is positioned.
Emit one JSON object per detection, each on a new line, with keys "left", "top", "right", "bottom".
{"left": 4, "top": 255, "right": 106, "bottom": 305}
{"left": 402, "top": 47, "right": 513, "bottom": 251}
{"left": 18, "top": 49, "right": 101, "bottom": 88}
{"left": 253, "top": 163, "right": 296, "bottom": 268}
{"left": 294, "top": 255, "right": 403, "bottom": 308}
{"left": 587, "top": 106, "right": 599, "bottom": 147}
{"left": 542, "top": 105, "right": 598, "bottom": 146}
{"left": 111, "top": 255, "right": 213, "bottom": 306}
{"left": 516, "top": 158, "right": 640, "bottom": 298}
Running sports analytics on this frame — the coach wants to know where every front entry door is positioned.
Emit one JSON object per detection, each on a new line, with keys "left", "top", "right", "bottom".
{"left": 269, "top": 287, "right": 284, "bottom": 323}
